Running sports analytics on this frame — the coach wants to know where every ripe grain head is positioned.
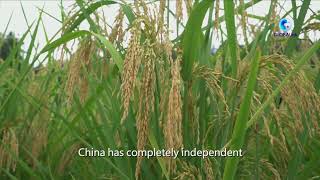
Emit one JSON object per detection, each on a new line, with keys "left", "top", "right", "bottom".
{"left": 135, "top": 41, "right": 156, "bottom": 179}
{"left": 120, "top": 22, "right": 143, "bottom": 124}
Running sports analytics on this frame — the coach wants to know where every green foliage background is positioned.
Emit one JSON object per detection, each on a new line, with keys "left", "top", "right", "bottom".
{"left": 0, "top": 0, "right": 320, "bottom": 179}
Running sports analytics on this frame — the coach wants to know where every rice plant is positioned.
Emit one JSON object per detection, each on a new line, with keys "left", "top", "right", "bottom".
{"left": 0, "top": 0, "right": 320, "bottom": 179}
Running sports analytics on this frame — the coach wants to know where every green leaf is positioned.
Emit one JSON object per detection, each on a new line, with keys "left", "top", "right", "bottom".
{"left": 224, "top": 0, "right": 238, "bottom": 78}
{"left": 285, "top": 0, "right": 311, "bottom": 57}
{"left": 182, "top": 0, "right": 213, "bottom": 81}
{"left": 2, "top": 11, "right": 13, "bottom": 37}
{"left": 91, "top": 32, "right": 123, "bottom": 72}
{"left": 40, "top": 30, "right": 88, "bottom": 54}
{"left": 223, "top": 49, "right": 261, "bottom": 180}
{"left": 121, "top": 3, "right": 136, "bottom": 24}
{"left": 24, "top": 8, "right": 43, "bottom": 63}
{"left": 76, "top": 0, "right": 100, "bottom": 33}
{"left": 148, "top": 131, "right": 169, "bottom": 180}
{"left": 64, "top": 0, "right": 117, "bottom": 33}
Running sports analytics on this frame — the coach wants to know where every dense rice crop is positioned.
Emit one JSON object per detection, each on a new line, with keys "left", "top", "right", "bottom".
{"left": 0, "top": 0, "right": 320, "bottom": 179}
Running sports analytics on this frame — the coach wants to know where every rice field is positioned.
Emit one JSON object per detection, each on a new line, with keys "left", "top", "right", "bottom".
{"left": 0, "top": 0, "right": 320, "bottom": 179}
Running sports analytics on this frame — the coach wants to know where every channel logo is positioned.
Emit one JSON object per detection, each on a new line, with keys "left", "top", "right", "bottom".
{"left": 279, "top": 18, "right": 292, "bottom": 32}
{"left": 273, "top": 17, "right": 297, "bottom": 37}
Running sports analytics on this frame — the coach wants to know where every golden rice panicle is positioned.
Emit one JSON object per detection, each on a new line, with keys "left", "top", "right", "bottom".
{"left": 158, "top": 0, "right": 166, "bottom": 35}
{"left": 214, "top": 0, "right": 220, "bottom": 31}
{"left": 260, "top": 159, "right": 281, "bottom": 180}
{"left": 26, "top": 82, "right": 51, "bottom": 168}
{"left": 163, "top": 55, "right": 183, "bottom": 174}
{"left": 176, "top": 160, "right": 202, "bottom": 180}
{"left": 164, "top": 56, "right": 183, "bottom": 149}
{"left": 270, "top": 0, "right": 278, "bottom": 30}
{"left": 253, "top": 55, "right": 320, "bottom": 151}
{"left": 29, "top": 108, "right": 50, "bottom": 168}
{"left": 135, "top": 41, "right": 156, "bottom": 179}
{"left": 109, "top": 9, "right": 124, "bottom": 43}
{"left": 0, "top": 128, "right": 18, "bottom": 172}
{"left": 239, "top": 0, "right": 249, "bottom": 48}
{"left": 65, "top": 39, "right": 93, "bottom": 106}
{"left": 79, "top": 75, "right": 89, "bottom": 104}
{"left": 121, "top": 23, "right": 142, "bottom": 124}
{"left": 280, "top": 73, "right": 320, "bottom": 136}
{"left": 185, "top": 0, "right": 192, "bottom": 17}
{"left": 80, "top": 40, "right": 95, "bottom": 104}
{"left": 135, "top": 0, "right": 149, "bottom": 17}
{"left": 57, "top": 143, "right": 81, "bottom": 175}
{"left": 133, "top": 0, "right": 141, "bottom": 15}
{"left": 141, "top": 0, "right": 149, "bottom": 17}
{"left": 192, "top": 64, "right": 230, "bottom": 115}
{"left": 163, "top": 33, "right": 173, "bottom": 63}
{"left": 160, "top": 35, "right": 173, "bottom": 95}
{"left": 158, "top": 34, "right": 173, "bottom": 129}
{"left": 65, "top": 53, "right": 80, "bottom": 105}
{"left": 176, "top": 0, "right": 183, "bottom": 21}
{"left": 204, "top": 158, "right": 214, "bottom": 180}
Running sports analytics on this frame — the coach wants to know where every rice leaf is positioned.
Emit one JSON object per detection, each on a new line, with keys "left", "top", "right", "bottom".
{"left": 64, "top": 0, "right": 117, "bottom": 33}
{"left": 91, "top": 32, "right": 123, "bottom": 71}
{"left": 285, "top": 0, "right": 311, "bottom": 57}
{"left": 40, "top": 30, "right": 88, "bottom": 54}
{"left": 223, "top": 49, "right": 261, "bottom": 180}
{"left": 224, "top": 0, "right": 238, "bottom": 78}
{"left": 182, "top": 0, "right": 213, "bottom": 81}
